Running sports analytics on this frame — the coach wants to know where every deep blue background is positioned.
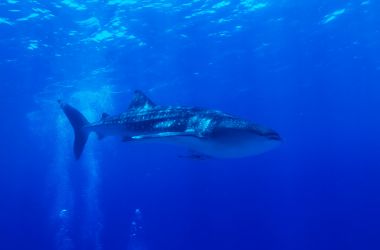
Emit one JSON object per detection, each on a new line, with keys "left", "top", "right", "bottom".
{"left": 1, "top": 1, "right": 380, "bottom": 250}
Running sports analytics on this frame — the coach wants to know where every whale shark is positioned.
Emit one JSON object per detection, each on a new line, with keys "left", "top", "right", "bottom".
{"left": 59, "top": 90, "right": 281, "bottom": 159}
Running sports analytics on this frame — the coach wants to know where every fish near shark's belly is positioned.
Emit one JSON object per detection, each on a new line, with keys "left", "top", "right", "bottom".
{"left": 159, "top": 136, "right": 240, "bottom": 158}
{"left": 167, "top": 135, "right": 279, "bottom": 158}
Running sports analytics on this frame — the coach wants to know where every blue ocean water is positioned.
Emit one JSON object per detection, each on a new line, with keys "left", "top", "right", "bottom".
{"left": 1, "top": 0, "right": 380, "bottom": 249}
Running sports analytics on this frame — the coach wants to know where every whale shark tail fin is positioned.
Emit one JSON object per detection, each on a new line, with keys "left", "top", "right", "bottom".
{"left": 58, "top": 100, "right": 90, "bottom": 159}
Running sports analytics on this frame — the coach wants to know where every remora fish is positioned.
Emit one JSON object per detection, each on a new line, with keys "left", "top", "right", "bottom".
{"left": 59, "top": 90, "right": 281, "bottom": 159}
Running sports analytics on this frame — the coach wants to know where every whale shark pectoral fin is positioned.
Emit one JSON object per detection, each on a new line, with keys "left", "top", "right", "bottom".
{"left": 130, "top": 131, "right": 198, "bottom": 140}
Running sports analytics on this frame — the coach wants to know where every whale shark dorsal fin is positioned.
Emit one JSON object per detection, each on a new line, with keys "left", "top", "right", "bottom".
{"left": 128, "top": 90, "right": 156, "bottom": 110}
